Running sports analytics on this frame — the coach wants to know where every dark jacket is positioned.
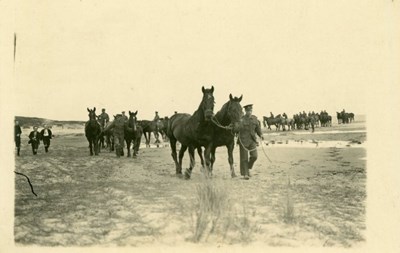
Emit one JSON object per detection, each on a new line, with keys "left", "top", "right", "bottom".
{"left": 28, "top": 131, "right": 41, "bottom": 144}
{"left": 40, "top": 129, "right": 53, "bottom": 139}
{"left": 238, "top": 115, "right": 262, "bottom": 148}
{"left": 15, "top": 125, "right": 22, "bottom": 141}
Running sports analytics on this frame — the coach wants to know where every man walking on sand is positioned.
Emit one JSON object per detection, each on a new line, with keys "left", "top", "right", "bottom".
{"left": 28, "top": 126, "right": 41, "bottom": 155}
{"left": 237, "top": 104, "right": 263, "bottom": 180}
{"left": 15, "top": 120, "right": 22, "bottom": 156}
{"left": 40, "top": 125, "right": 53, "bottom": 153}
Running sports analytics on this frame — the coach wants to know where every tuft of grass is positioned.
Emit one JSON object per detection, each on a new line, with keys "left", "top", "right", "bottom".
{"left": 282, "top": 176, "right": 296, "bottom": 224}
{"left": 189, "top": 179, "right": 260, "bottom": 244}
{"left": 192, "top": 179, "right": 229, "bottom": 242}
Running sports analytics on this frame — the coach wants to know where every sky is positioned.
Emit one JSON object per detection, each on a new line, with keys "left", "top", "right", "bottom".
{"left": 6, "top": 0, "right": 392, "bottom": 121}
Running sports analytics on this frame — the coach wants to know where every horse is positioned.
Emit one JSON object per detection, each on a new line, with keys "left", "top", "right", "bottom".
{"left": 319, "top": 112, "right": 332, "bottom": 127}
{"left": 167, "top": 86, "right": 215, "bottom": 179}
{"left": 84, "top": 107, "right": 101, "bottom": 156}
{"left": 97, "top": 117, "right": 107, "bottom": 150}
{"left": 207, "top": 94, "right": 243, "bottom": 177}
{"left": 348, "top": 113, "right": 355, "bottom": 122}
{"left": 263, "top": 115, "right": 280, "bottom": 131}
{"left": 125, "top": 111, "right": 143, "bottom": 157}
{"left": 104, "top": 120, "right": 114, "bottom": 152}
{"left": 158, "top": 117, "right": 169, "bottom": 141}
{"left": 337, "top": 112, "right": 350, "bottom": 124}
{"left": 139, "top": 120, "right": 162, "bottom": 147}
{"left": 177, "top": 94, "right": 243, "bottom": 178}
{"left": 279, "top": 113, "right": 293, "bottom": 131}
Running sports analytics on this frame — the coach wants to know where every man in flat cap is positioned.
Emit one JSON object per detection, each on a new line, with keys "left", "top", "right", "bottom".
{"left": 237, "top": 104, "right": 263, "bottom": 180}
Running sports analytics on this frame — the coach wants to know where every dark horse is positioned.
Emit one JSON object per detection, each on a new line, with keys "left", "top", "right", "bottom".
{"left": 167, "top": 86, "right": 215, "bottom": 179}
{"left": 201, "top": 94, "right": 243, "bottom": 177}
{"left": 85, "top": 107, "right": 101, "bottom": 156}
{"left": 125, "top": 111, "right": 143, "bottom": 157}
{"left": 139, "top": 120, "right": 163, "bottom": 147}
{"left": 263, "top": 115, "right": 280, "bottom": 131}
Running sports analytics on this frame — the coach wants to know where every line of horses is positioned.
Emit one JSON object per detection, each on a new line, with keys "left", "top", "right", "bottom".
{"left": 263, "top": 110, "right": 355, "bottom": 132}
{"left": 263, "top": 111, "right": 332, "bottom": 132}
{"left": 84, "top": 86, "right": 244, "bottom": 179}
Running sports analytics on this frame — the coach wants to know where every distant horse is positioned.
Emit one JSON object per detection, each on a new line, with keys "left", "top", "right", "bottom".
{"left": 348, "top": 113, "right": 355, "bottom": 122}
{"left": 125, "top": 111, "right": 143, "bottom": 157}
{"left": 104, "top": 120, "right": 114, "bottom": 152}
{"left": 263, "top": 115, "right": 280, "bottom": 131}
{"left": 158, "top": 117, "right": 169, "bottom": 141}
{"left": 97, "top": 118, "right": 108, "bottom": 150}
{"left": 84, "top": 107, "right": 101, "bottom": 156}
{"left": 279, "top": 113, "right": 293, "bottom": 131}
{"left": 319, "top": 113, "right": 332, "bottom": 127}
{"left": 139, "top": 120, "right": 162, "bottom": 147}
{"left": 167, "top": 86, "right": 215, "bottom": 179}
{"left": 337, "top": 112, "right": 350, "bottom": 124}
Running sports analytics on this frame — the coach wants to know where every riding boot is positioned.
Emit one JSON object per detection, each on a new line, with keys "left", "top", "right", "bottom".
{"left": 45, "top": 146, "right": 48, "bottom": 153}
{"left": 17, "top": 148, "right": 20, "bottom": 156}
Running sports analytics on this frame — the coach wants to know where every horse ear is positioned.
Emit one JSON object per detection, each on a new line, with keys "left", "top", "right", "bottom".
{"left": 129, "top": 110, "right": 131, "bottom": 115}
{"left": 229, "top": 94, "right": 233, "bottom": 100}
{"left": 135, "top": 110, "right": 138, "bottom": 115}
{"left": 211, "top": 86, "right": 214, "bottom": 93}
{"left": 239, "top": 95, "right": 243, "bottom": 102}
{"left": 93, "top": 107, "right": 96, "bottom": 112}
{"left": 202, "top": 86, "right": 205, "bottom": 93}
{"left": 87, "top": 108, "right": 90, "bottom": 112}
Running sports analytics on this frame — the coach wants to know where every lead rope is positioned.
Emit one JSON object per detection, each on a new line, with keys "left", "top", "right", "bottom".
{"left": 211, "top": 116, "right": 237, "bottom": 137}
{"left": 238, "top": 135, "right": 272, "bottom": 163}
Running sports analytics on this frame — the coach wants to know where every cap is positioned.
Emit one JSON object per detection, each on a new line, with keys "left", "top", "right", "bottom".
{"left": 155, "top": 111, "right": 158, "bottom": 113}
{"left": 244, "top": 104, "right": 253, "bottom": 111}
{"left": 122, "top": 111, "right": 125, "bottom": 113}
{"left": 102, "top": 108, "right": 105, "bottom": 111}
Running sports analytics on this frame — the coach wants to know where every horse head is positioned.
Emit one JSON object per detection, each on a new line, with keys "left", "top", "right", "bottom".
{"left": 87, "top": 107, "right": 97, "bottom": 122}
{"left": 201, "top": 86, "right": 215, "bottom": 121}
{"left": 128, "top": 110, "right": 138, "bottom": 131}
{"left": 227, "top": 94, "right": 243, "bottom": 133}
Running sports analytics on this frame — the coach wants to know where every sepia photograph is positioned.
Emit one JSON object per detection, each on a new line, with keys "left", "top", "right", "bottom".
{"left": 1, "top": 0, "right": 399, "bottom": 252}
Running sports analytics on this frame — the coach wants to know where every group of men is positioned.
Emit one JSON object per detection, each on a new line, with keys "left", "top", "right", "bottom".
{"left": 14, "top": 104, "right": 264, "bottom": 180}
{"left": 14, "top": 121, "right": 53, "bottom": 156}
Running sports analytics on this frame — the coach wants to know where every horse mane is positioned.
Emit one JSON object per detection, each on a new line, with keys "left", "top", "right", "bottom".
{"left": 214, "top": 101, "right": 229, "bottom": 123}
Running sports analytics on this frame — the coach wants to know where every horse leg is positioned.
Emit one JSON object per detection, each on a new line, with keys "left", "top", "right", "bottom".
{"left": 89, "top": 140, "right": 93, "bottom": 156}
{"left": 145, "top": 132, "right": 151, "bottom": 147}
{"left": 155, "top": 131, "right": 160, "bottom": 147}
{"left": 184, "top": 146, "right": 196, "bottom": 180}
{"left": 133, "top": 137, "right": 139, "bottom": 157}
{"left": 126, "top": 139, "right": 131, "bottom": 157}
{"left": 210, "top": 146, "right": 216, "bottom": 175}
{"left": 170, "top": 138, "right": 181, "bottom": 175}
{"left": 204, "top": 144, "right": 213, "bottom": 178}
{"left": 197, "top": 147, "right": 205, "bottom": 172}
{"left": 227, "top": 143, "right": 236, "bottom": 178}
{"left": 178, "top": 145, "right": 188, "bottom": 169}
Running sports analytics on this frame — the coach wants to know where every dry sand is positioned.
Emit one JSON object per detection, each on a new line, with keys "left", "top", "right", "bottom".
{"left": 14, "top": 121, "right": 366, "bottom": 247}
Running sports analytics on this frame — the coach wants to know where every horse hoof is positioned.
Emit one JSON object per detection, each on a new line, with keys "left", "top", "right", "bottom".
{"left": 184, "top": 171, "right": 191, "bottom": 179}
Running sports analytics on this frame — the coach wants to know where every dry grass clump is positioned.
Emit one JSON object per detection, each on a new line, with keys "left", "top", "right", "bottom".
{"left": 189, "top": 179, "right": 260, "bottom": 244}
